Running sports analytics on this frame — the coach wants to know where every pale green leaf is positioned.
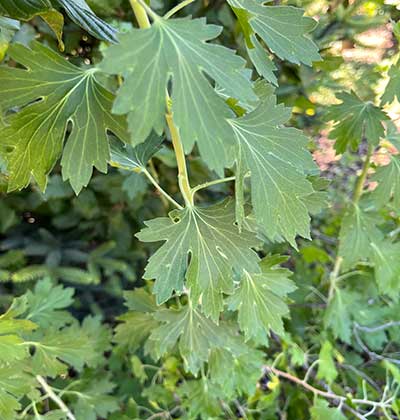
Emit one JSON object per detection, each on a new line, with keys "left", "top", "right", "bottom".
{"left": 229, "top": 93, "right": 318, "bottom": 245}
{"left": 136, "top": 199, "right": 260, "bottom": 320}
{"left": 0, "top": 42, "right": 128, "bottom": 193}
{"left": 100, "top": 16, "right": 256, "bottom": 174}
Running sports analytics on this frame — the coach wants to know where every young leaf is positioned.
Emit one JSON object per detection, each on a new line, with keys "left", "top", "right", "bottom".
{"left": 229, "top": 92, "right": 318, "bottom": 245}
{"left": 100, "top": 16, "right": 256, "bottom": 174}
{"left": 325, "top": 92, "right": 387, "bottom": 153}
{"left": 136, "top": 199, "right": 260, "bottom": 320}
{"left": 0, "top": 42, "right": 128, "bottom": 193}
{"left": 227, "top": 256, "right": 295, "bottom": 342}
{"left": 228, "top": 0, "right": 320, "bottom": 66}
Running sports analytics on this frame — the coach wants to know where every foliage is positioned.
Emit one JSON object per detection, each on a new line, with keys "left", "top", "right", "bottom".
{"left": 0, "top": 0, "right": 400, "bottom": 419}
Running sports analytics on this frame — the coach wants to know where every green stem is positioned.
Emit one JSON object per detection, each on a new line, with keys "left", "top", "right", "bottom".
{"left": 352, "top": 144, "right": 373, "bottom": 205}
{"left": 328, "top": 144, "right": 373, "bottom": 302}
{"left": 166, "top": 104, "right": 194, "bottom": 207}
{"left": 164, "top": 0, "right": 195, "bottom": 19}
{"left": 143, "top": 168, "right": 183, "bottom": 209}
{"left": 129, "top": 0, "right": 151, "bottom": 28}
{"left": 36, "top": 375, "right": 76, "bottom": 420}
{"left": 192, "top": 176, "right": 236, "bottom": 194}
{"left": 130, "top": 0, "right": 193, "bottom": 208}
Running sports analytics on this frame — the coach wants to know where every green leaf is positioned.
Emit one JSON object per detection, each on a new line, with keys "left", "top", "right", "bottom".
{"left": 338, "top": 204, "right": 382, "bottom": 269}
{"left": 24, "top": 278, "right": 74, "bottom": 328}
{"left": 370, "top": 240, "right": 400, "bottom": 298}
{"left": 32, "top": 325, "right": 96, "bottom": 376}
{"left": 178, "top": 378, "right": 222, "bottom": 419}
{"left": 371, "top": 155, "right": 400, "bottom": 209}
{"left": 114, "top": 312, "right": 159, "bottom": 352}
{"left": 0, "top": 367, "right": 34, "bottom": 420}
{"left": 150, "top": 304, "right": 245, "bottom": 374}
{"left": 71, "top": 376, "right": 119, "bottom": 420}
{"left": 228, "top": 0, "right": 320, "bottom": 66}
{"left": 0, "top": 42, "right": 128, "bottom": 193}
{"left": 229, "top": 92, "right": 318, "bottom": 245}
{"left": 316, "top": 341, "right": 338, "bottom": 385}
{"left": 54, "top": 0, "right": 118, "bottom": 42}
{"left": 310, "top": 399, "right": 346, "bottom": 420}
{"left": 136, "top": 199, "right": 260, "bottom": 320}
{"left": 209, "top": 347, "right": 263, "bottom": 397}
{"left": 381, "top": 63, "right": 400, "bottom": 105}
{"left": 0, "top": 0, "right": 118, "bottom": 43}
{"left": 325, "top": 92, "right": 387, "bottom": 153}
{"left": 227, "top": 256, "right": 295, "bottom": 342}
{"left": 247, "top": 34, "right": 278, "bottom": 85}
{"left": 109, "top": 132, "right": 163, "bottom": 172}
{"left": 324, "top": 289, "right": 359, "bottom": 343}
{"left": 100, "top": 16, "right": 256, "bottom": 174}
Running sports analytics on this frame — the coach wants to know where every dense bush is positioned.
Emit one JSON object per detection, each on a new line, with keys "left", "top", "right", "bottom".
{"left": 1, "top": 0, "right": 400, "bottom": 419}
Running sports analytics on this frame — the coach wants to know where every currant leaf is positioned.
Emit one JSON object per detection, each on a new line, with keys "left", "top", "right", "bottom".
{"left": 100, "top": 16, "right": 256, "bottom": 174}
{"left": 0, "top": 42, "right": 128, "bottom": 193}
{"left": 381, "top": 63, "right": 400, "bottom": 105}
{"left": 229, "top": 92, "right": 318, "bottom": 245}
{"left": 227, "top": 256, "right": 295, "bottom": 342}
{"left": 136, "top": 199, "right": 260, "bottom": 320}
{"left": 150, "top": 304, "right": 246, "bottom": 374}
{"left": 228, "top": 0, "right": 320, "bottom": 66}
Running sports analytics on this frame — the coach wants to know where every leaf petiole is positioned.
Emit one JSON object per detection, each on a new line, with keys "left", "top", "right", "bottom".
{"left": 142, "top": 168, "right": 184, "bottom": 209}
{"left": 164, "top": 0, "right": 196, "bottom": 19}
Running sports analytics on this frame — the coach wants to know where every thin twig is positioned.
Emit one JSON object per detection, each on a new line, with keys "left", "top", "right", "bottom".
{"left": 265, "top": 366, "right": 394, "bottom": 409}
{"left": 36, "top": 376, "right": 76, "bottom": 420}
{"left": 355, "top": 321, "right": 400, "bottom": 333}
